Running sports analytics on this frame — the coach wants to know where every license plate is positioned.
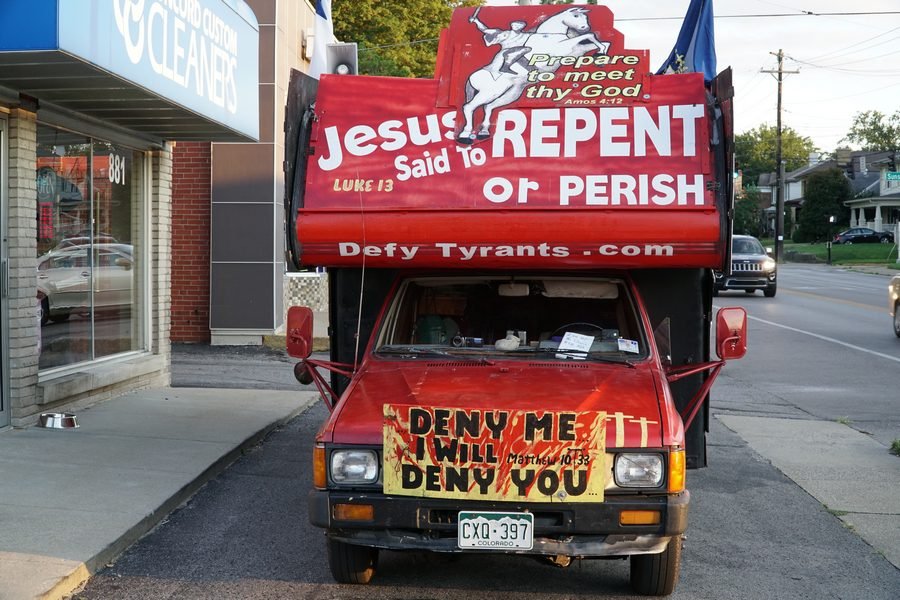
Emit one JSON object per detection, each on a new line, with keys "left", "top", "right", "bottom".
{"left": 458, "top": 511, "right": 534, "bottom": 550}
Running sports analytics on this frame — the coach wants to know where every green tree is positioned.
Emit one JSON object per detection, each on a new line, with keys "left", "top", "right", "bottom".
{"left": 734, "top": 188, "right": 763, "bottom": 236}
{"left": 843, "top": 110, "right": 900, "bottom": 155}
{"left": 793, "top": 168, "right": 850, "bottom": 243}
{"left": 735, "top": 125, "right": 817, "bottom": 187}
{"left": 333, "top": 0, "right": 482, "bottom": 78}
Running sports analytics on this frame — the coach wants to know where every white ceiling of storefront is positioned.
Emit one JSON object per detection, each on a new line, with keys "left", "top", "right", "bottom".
{"left": 0, "top": 51, "right": 255, "bottom": 144}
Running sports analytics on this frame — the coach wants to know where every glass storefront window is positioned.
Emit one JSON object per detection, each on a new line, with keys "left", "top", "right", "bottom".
{"left": 36, "top": 125, "right": 145, "bottom": 370}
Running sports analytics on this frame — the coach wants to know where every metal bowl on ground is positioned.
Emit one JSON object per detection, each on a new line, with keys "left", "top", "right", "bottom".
{"left": 38, "top": 412, "right": 79, "bottom": 429}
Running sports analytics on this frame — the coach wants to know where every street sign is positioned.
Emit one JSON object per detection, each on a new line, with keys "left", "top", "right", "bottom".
{"left": 885, "top": 172, "right": 900, "bottom": 181}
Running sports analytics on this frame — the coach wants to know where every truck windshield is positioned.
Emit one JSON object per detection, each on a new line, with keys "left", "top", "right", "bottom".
{"left": 375, "top": 276, "right": 647, "bottom": 363}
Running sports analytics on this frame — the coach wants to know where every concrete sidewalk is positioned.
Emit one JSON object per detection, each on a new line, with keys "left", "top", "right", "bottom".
{"left": 719, "top": 415, "right": 900, "bottom": 570}
{"left": 838, "top": 264, "right": 899, "bottom": 277}
{"left": 0, "top": 387, "right": 318, "bottom": 600}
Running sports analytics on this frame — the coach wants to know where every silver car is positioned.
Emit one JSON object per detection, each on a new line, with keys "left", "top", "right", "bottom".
{"left": 37, "top": 244, "right": 133, "bottom": 325}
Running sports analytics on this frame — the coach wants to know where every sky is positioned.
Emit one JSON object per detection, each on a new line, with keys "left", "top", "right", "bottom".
{"left": 485, "top": 0, "right": 900, "bottom": 153}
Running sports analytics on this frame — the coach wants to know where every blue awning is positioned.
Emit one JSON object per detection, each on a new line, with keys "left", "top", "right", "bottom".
{"left": 0, "top": 0, "right": 259, "bottom": 143}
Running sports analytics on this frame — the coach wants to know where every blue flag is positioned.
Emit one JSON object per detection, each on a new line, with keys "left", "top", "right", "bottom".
{"left": 656, "top": 0, "right": 717, "bottom": 83}
{"left": 309, "top": 0, "right": 333, "bottom": 79}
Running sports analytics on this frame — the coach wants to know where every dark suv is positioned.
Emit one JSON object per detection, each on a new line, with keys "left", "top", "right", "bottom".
{"left": 713, "top": 235, "right": 777, "bottom": 297}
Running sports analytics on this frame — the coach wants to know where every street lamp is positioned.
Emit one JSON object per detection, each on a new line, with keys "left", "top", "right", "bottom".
{"left": 827, "top": 215, "right": 835, "bottom": 265}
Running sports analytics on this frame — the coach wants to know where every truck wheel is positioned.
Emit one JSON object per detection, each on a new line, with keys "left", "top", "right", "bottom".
{"left": 894, "top": 303, "right": 900, "bottom": 338}
{"left": 327, "top": 537, "right": 378, "bottom": 584}
{"left": 764, "top": 285, "right": 777, "bottom": 298}
{"left": 630, "top": 537, "right": 682, "bottom": 596}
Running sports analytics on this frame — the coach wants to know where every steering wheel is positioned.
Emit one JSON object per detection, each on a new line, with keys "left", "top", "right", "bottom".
{"left": 550, "top": 322, "right": 604, "bottom": 339}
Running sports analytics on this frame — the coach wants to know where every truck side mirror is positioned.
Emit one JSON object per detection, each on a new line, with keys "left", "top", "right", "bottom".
{"left": 715, "top": 307, "right": 747, "bottom": 360}
{"left": 287, "top": 306, "right": 314, "bottom": 359}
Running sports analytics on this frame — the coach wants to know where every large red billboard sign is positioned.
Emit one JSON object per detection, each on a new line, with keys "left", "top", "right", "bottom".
{"left": 297, "top": 5, "right": 724, "bottom": 269}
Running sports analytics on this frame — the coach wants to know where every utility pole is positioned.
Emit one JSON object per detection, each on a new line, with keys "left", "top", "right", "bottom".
{"left": 761, "top": 50, "right": 798, "bottom": 263}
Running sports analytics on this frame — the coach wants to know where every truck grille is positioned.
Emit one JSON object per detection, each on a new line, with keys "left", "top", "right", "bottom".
{"left": 429, "top": 509, "right": 564, "bottom": 527}
{"left": 732, "top": 261, "right": 762, "bottom": 272}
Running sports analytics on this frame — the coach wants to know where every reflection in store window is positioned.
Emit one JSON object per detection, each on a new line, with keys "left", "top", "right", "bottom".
{"left": 36, "top": 126, "right": 144, "bottom": 370}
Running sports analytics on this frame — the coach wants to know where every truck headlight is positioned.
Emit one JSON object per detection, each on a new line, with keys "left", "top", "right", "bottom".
{"left": 330, "top": 449, "right": 379, "bottom": 484}
{"left": 762, "top": 258, "right": 776, "bottom": 272}
{"left": 615, "top": 453, "right": 664, "bottom": 488}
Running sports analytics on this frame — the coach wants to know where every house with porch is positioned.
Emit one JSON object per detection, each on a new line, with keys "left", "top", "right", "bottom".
{"left": 759, "top": 151, "right": 898, "bottom": 239}
{"left": 843, "top": 152, "right": 900, "bottom": 239}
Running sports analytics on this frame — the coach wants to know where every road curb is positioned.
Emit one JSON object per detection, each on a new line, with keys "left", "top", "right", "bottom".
{"left": 44, "top": 394, "right": 320, "bottom": 600}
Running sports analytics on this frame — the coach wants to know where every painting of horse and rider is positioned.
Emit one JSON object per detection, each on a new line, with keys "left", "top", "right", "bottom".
{"left": 457, "top": 6, "right": 613, "bottom": 143}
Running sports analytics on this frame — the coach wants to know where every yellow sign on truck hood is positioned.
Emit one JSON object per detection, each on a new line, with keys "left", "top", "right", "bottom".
{"left": 383, "top": 405, "right": 608, "bottom": 502}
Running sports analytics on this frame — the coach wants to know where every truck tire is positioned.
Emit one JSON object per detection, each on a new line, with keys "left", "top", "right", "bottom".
{"left": 764, "top": 284, "right": 777, "bottom": 298}
{"left": 630, "top": 537, "right": 682, "bottom": 596}
{"left": 327, "top": 537, "right": 378, "bottom": 584}
{"left": 894, "top": 302, "right": 900, "bottom": 338}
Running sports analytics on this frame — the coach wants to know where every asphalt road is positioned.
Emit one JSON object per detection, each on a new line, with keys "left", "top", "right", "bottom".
{"left": 74, "top": 265, "right": 900, "bottom": 599}
{"left": 714, "top": 264, "right": 900, "bottom": 447}
{"left": 74, "top": 402, "right": 900, "bottom": 600}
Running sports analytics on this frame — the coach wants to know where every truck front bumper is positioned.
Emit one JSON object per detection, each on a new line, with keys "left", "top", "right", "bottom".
{"left": 308, "top": 489, "right": 689, "bottom": 556}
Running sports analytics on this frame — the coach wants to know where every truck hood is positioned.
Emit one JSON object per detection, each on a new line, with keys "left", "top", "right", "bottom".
{"left": 327, "top": 360, "right": 665, "bottom": 449}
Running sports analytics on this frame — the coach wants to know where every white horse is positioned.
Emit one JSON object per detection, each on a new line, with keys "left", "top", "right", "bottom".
{"left": 458, "top": 8, "right": 610, "bottom": 143}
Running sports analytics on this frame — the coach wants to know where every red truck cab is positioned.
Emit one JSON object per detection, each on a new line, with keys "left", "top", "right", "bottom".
{"left": 283, "top": 5, "right": 745, "bottom": 595}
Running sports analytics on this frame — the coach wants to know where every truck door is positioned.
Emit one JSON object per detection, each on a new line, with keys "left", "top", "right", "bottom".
{"left": 633, "top": 268, "right": 711, "bottom": 469}
{"left": 327, "top": 268, "right": 397, "bottom": 397}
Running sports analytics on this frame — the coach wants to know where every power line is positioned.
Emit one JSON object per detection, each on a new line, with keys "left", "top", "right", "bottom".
{"left": 618, "top": 11, "right": 900, "bottom": 22}
{"left": 358, "top": 38, "right": 440, "bottom": 51}
{"left": 352, "top": 12, "right": 900, "bottom": 52}
{"left": 786, "top": 56, "right": 900, "bottom": 75}
{"left": 809, "top": 48, "right": 900, "bottom": 68}
{"left": 799, "top": 26, "right": 900, "bottom": 63}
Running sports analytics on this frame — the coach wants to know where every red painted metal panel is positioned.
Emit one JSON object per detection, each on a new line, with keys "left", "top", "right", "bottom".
{"left": 328, "top": 361, "right": 666, "bottom": 450}
{"left": 295, "top": 4, "right": 724, "bottom": 270}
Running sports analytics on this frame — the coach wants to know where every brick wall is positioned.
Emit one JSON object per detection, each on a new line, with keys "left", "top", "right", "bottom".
{"left": 171, "top": 142, "right": 211, "bottom": 342}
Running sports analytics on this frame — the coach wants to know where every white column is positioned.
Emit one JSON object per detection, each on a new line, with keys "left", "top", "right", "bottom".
{"left": 7, "top": 108, "right": 40, "bottom": 426}
{"left": 850, "top": 208, "right": 858, "bottom": 227}
{"left": 874, "top": 205, "right": 883, "bottom": 231}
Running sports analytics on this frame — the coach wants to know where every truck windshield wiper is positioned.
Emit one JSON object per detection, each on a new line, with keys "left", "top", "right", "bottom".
{"left": 539, "top": 349, "right": 637, "bottom": 368}
{"left": 376, "top": 346, "right": 494, "bottom": 364}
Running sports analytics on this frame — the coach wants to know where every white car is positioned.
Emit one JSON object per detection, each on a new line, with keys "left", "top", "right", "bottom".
{"left": 37, "top": 244, "right": 133, "bottom": 325}
{"left": 890, "top": 274, "right": 900, "bottom": 338}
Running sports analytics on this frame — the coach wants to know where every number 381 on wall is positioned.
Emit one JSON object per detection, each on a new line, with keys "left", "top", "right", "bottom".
{"left": 108, "top": 153, "right": 127, "bottom": 185}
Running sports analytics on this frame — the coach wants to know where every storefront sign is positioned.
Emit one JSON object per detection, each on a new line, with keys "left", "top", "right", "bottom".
{"left": 5, "top": 0, "right": 260, "bottom": 140}
{"left": 383, "top": 405, "right": 608, "bottom": 502}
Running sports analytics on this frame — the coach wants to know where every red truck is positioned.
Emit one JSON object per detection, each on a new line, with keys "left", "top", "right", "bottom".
{"left": 283, "top": 5, "right": 745, "bottom": 595}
